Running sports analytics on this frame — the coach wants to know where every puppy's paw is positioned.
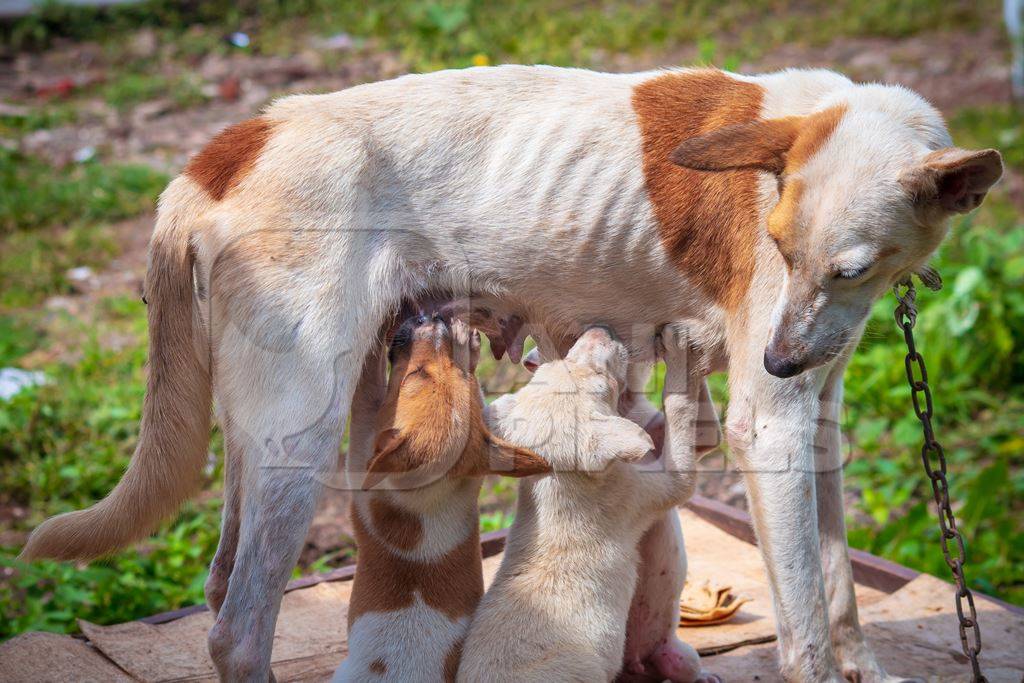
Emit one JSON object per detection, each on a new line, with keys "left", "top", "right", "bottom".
{"left": 655, "top": 324, "right": 694, "bottom": 368}
{"left": 451, "top": 319, "right": 481, "bottom": 373}
{"left": 640, "top": 636, "right": 717, "bottom": 683}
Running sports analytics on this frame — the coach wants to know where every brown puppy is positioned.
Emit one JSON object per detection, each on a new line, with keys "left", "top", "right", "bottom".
{"left": 336, "top": 312, "right": 548, "bottom": 683}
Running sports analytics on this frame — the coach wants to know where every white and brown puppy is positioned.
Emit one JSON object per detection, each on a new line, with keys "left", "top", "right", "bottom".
{"left": 458, "top": 327, "right": 714, "bottom": 683}
{"left": 336, "top": 313, "right": 549, "bottom": 683}
{"left": 23, "top": 65, "right": 1001, "bottom": 682}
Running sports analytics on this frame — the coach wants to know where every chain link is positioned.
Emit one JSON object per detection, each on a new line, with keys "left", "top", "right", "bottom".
{"left": 893, "top": 280, "right": 985, "bottom": 682}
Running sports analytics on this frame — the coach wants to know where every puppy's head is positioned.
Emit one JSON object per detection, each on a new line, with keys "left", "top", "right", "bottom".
{"left": 496, "top": 326, "right": 653, "bottom": 475}
{"left": 363, "top": 313, "right": 549, "bottom": 490}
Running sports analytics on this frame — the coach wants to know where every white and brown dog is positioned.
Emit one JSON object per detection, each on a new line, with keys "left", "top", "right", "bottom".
{"left": 22, "top": 65, "right": 1001, "bottom": 682}
{"left": 335, "top": 312, "right": 549, "bottom": 682}
{"left": 458, "top": 326, "right": 713, "bottom": 682}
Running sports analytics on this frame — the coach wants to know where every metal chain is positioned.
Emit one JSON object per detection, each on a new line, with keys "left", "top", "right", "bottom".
{"left": 893, "top": 280, "right": 986, "bottom": 682}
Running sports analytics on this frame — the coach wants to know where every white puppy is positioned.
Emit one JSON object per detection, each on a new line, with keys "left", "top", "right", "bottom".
{"left": 458, "top": 327, "right": 714, "bottom": 683}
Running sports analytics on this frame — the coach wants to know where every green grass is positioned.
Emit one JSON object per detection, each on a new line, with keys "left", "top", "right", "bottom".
{"left": 0, "top": 149, "right": 167, "bottom": 236}
{"left": 0, "top": 224, "right": 119, "bottom": 309}
{"left": 951, "top": 106, "right": 1024, "bottom": 174}
{"left": 3, "top": 0, "right": 1001, "bottom": 70}
{"left": 100, "top": 72, "right": 207, "bottom": 111}
{"left": 0, "top": 149, "right": 167, "bottom": 309}
{"left": 0, "top": 300, "right": 226, "bottom": 640}
{"left": 0, "top": 104, "right": 78, "bottom": 136}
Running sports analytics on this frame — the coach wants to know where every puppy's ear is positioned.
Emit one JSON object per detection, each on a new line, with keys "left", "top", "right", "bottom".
{"left": 900, "top": 148, "right": 1002, "bottom": 220}
{"left": 451, "top": 320, "right": 481, "bottom": 373}
{"left": 362, "top": 428, "right": 408, "bottom": 490}
{"left": 589, "top": 415, "right": 655, "bottom": 469}
{"left": 478, "top": 433, "right": 550, "bottom": 478}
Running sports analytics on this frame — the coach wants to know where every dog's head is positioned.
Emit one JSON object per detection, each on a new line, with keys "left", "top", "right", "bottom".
{"left": 363, "top": 312, "right": 549, "bottom": 490}
{"left": 671, "top": 86, "right": 1002, "bottom": 378}
{"left": 493, "top": 327, "right": 653, "bottom": 474}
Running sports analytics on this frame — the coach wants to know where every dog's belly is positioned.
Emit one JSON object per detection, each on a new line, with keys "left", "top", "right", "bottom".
{"left": 404, "top": 213, "right": 721, "bottom": 343}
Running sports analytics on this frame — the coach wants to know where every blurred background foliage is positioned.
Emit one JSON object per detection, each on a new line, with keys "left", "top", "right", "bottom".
{"left": 0, "top": 0, "right": 1020, "bottom": 640}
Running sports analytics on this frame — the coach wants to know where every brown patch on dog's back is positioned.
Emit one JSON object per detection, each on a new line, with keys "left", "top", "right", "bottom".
{"left": 632, "top": 70, "right": 764, "bottom": 310}
{"left": 185, "top": 118, "right": 274, "bottom": 200}
{"left": 368, "top": 658, "right": 387, "bottom": 675}
{"left": 369, "top": 497, "right": 423, "bottom": 551}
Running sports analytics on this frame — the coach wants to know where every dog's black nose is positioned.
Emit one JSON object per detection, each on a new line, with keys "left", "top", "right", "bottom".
{"left": 763, "top": 350, "right": 804, "bottom": 378}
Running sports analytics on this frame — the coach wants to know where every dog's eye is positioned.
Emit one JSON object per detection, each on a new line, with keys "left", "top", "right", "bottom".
{"left": 833, "top": 264, "right": 871, "bottom": 280}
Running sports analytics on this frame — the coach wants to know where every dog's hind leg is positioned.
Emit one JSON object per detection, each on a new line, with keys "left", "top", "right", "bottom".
{"left": 205, "top": 414, "right": 242, "bottom": 616}
{"left": 206, "top": 347, "right": 364, "bottom": 681}
{"left": 204, "top": 277, "right": 392, "bottom": 680}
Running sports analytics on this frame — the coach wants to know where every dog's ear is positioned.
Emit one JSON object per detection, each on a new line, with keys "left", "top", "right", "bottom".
{"left": 477, "top": 432, "right": 550, "bottom": 478}
{"left": 362, "top": 428, "right": 408, "bottom": 490}
{"left": 670, "top": 106, "right": 844, "bottom": 176}
{"left": 589, "top": 414, "right": 655, "bottom": 468}
{"left": 900, "top": 148, "right": 1002, "bottom": 220}
{"left": 670, "top": 117, "right": 801, "bottom": 174}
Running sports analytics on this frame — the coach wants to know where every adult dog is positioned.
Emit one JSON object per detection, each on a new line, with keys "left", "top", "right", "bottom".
{"left": 22, "top": 65, "right": 1001, "bottom": 681}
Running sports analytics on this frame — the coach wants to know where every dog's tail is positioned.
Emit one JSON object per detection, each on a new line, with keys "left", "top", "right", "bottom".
{"left": 21, "top": 180, "right": 212, "bottom": 561}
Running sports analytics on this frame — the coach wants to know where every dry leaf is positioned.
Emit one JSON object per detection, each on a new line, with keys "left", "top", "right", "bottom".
{"left": 679, "top": 580, "right": 750, "bottom": 627}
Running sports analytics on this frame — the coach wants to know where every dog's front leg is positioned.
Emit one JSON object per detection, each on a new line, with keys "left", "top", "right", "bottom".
{"left": 726, "top": 364, "right": 842, "bottom": 682}
{"left": 815, "top": 362, "right": 915, "bottom": 683}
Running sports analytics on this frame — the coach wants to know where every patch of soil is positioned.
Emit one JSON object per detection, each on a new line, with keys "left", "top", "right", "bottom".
{"left": 5, "top": 39, "right": 405, "bottom": 171}
{"left": 604, "top": 25, "right": 1013, "bottom": 114}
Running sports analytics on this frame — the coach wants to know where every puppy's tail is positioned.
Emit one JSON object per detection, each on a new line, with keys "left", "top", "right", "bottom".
{"left": 21, "top": 180, "right": 212, "bottom": 561}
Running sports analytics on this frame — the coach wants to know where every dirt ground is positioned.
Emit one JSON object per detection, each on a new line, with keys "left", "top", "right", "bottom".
{"left": 2, "top": 23, "right": 1015, "bottom": 560}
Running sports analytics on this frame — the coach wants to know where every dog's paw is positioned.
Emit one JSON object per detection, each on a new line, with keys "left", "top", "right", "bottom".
{"left": 838, "top": 647, "right": 921, "bottom": 683}
{"left": 842, "top": 672, "right": 924, "bottom": 683}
